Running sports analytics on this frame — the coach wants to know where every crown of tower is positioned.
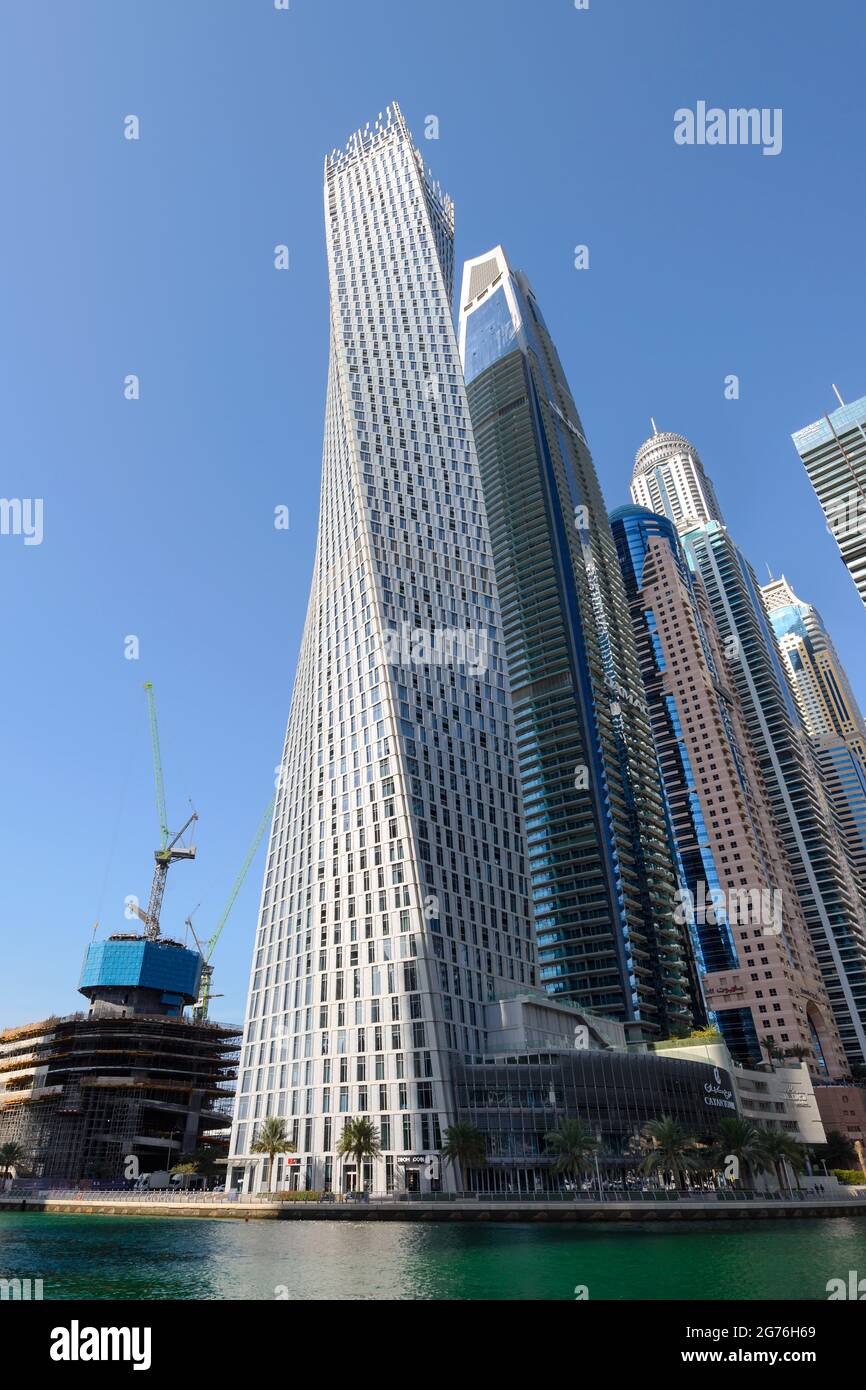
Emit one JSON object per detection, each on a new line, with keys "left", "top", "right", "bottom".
{"left": 633, "top": 430, "right": 701, "bottom": 481}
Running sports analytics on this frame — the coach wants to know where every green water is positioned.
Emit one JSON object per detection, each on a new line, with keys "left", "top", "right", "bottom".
{"left": 3, "top": 1213, "right": 866, "bottom": 1299}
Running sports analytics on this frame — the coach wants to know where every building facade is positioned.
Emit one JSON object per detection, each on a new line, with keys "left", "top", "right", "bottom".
{"left": 454, "top": 1046, "right": 736, "bottom": 1194}
{"left": 812, "top": 1083, "right": 866, "bottom": 1149}
{"left": 452, "top": 998, "right": 825, "bottom": 1194}
{"left": 631, "top": 428, "right": 866, "bottom": 1071}
{"left": 457, "top": 246, "right": 693, "bottom": 1039}
{"left": 0, "top": 936, "right": 239, "bottom": 1181}
{"left": 610, "top": 504, "right": 845, "bottom": 1079}
{"left": 762, "top": 575, "right": 866, "bottom": 893}
{"left": 652, "top": 1037, "right": 826, "bottom": 1147}
{"left": 228, "top": 107, "right": 534, "bottom": 1196}
{"left": 792, "top": 393, "right": 866, "bottom": 609}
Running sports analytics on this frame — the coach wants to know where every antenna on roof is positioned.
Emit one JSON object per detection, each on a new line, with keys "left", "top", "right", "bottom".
{"left": 831, "top": 383, "right": 845, "bottom": 407}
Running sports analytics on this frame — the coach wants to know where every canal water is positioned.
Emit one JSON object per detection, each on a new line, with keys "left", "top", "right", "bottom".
{"left": 3, "top": 1213, "right": 866, "bottom": 1299}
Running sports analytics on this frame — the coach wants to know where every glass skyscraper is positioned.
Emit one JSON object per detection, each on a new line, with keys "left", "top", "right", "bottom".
{"left": 763, "top": 575, "right": 866, "bottom": 894}
{"left": 792, "top": 393, "right": 866, "bottom": 610}
{"left": 458, "top": 247, "right": 693, "bottom": 1041}
{"left": 228, "top": 106, "right": 534, "bottom": 1195}
{"left": 611, "top": 504, "right": 846, "bottom": 1078}
{"left": 632, "top": 428, "right": 866, "bottom": 1070}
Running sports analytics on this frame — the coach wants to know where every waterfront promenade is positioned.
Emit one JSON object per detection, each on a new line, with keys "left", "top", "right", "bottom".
{"left": 3, "top": 1189, "right": 865, "bottom": 1223}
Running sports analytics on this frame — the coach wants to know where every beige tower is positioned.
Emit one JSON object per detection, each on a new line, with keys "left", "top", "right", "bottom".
{"left": 612, "top": 504, "right": 847, "bottom": 1081}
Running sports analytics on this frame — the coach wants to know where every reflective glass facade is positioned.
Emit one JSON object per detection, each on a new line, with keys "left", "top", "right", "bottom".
{"left": 683, "top": 519, "right": 866, "bottom": 1070}
{"left": 612, "top": 507, "right": 739, "bottom": 974}
{"left": 614, "top": 484, "right": 853, "bottom": 1079}
{"left": 764, "top": 577, "right": 866, "bottom": 895}
{"left": 454, "top": 1048, "right": 736, "bottom": 1191}
{"left": 79, "top": 938, "right": 202, "bottom": 1003}
{"left": 459, "top": 249, "right": 693, "bottom": 1040}
{"left": 793, "top": 395, "right": 866, "bottom": 609}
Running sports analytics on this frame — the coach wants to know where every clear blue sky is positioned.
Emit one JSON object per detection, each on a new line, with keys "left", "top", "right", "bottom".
{"left": 2, "top": 0, "right": 864, "bottom": 1028}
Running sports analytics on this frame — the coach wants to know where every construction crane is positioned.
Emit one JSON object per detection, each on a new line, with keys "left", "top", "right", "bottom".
{"left": 135, "top": 682, "right": 198, "bottom": 941}
{"left": 188, "top": 794, "right": 275, "bottom": 1021}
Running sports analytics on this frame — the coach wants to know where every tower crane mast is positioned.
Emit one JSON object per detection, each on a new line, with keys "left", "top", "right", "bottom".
{"left": 139, "top": 682, "right": 198, "bottom": 941}
{"left": 189, "top": 795, "right": 275, "bottom": 1021}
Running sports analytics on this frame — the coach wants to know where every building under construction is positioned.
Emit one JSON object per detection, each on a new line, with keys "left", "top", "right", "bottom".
{"left": 0, "top": 683, "right": 253, "bottom": 1184}
{"left": 0, "top": 936, "right": 240, "bottom": 1181}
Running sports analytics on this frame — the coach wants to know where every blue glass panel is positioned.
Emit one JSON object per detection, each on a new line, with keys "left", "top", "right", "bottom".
{"left": 463, "top": 286, "right": 517, "bottom": 384}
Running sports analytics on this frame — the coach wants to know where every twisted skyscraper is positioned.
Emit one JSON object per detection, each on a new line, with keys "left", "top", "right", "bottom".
{"left": 228, "top": 106, "right": 533, "bottom": 1195}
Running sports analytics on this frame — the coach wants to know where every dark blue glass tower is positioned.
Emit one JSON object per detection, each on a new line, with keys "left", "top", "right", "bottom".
{"left": 459, "top": 248, "right": 694, "bottom": 1039}
{"left": 609, "top": 505, "right": 753, "bottom": 1046}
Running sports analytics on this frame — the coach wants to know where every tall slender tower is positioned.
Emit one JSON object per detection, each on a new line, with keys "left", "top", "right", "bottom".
{"left": 792, "top": 392, "right": 866, "bottom": 610}
{"left": 763, "top": 575, "right": 866, "bottom": 892}
{"left": 458, "top": 247, "right": 694, "bottom": 1040}
{"left": 631, "top": 426, "right": 725, "bottom": 532}
{"left": 228, "top": 106, "right": 533, "bottom": 1196}
{"left": 632, "top": 428, "right": 866, "bottom": 1070}
{"left": 611, "top": 504, "right": 846, "bottom": 1078}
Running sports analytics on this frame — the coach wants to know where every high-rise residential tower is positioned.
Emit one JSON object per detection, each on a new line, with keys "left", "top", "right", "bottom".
{"left": 763, "top": 575, "right": 866, "bottom": 892}
{"left": 611, "top": 504, "right": 846, "bottom": 1077}
{"left": 632, "top": 428, "right": 866, "bottom": 1070}
{"left": 228, "top": 106, "right": 533, "bottom": 1196}
{"left": 792, "top": 392, "right": 866, "bottom": 610}
{"left": 631, "top": 427, "right": 725, "bottom": 533}
{"left": 458, "top": 247, "right": 694, "bottom": 1040}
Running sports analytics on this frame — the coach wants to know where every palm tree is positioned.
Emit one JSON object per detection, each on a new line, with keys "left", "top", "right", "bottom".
{"left": 641, "top": 1117, "right": 701, "bottom": 1190}
{"left": 544, "top": 1119, "right": 599, "bottom": 1192}
{"left": 711, "top": 1116, "right": 766, "bottom": 1190}
{"left": 758, "top": 1131, "right": 806, "bottom": 1193}
{"left": 0, "top": 1142, "right": 25, "bottom": 1182}
{"left": 336, "top": 1117, "right": 381, "bottom": 1193}
{"left": 441, "top": 1121, "right": 487, "bottom": 1191}
{"left": 251, "top": 1116, "right": 296, "bottom": 1192}
{"left": 761, "top": 1035, "right": 783, "bottom": 1064}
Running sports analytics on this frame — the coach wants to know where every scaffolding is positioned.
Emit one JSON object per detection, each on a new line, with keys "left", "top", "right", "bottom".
{"left": 0, "top": 1011, "right": 240, "bottom": 1180}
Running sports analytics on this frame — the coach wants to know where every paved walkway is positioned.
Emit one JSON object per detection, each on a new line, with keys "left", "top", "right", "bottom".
{"left": 3, "top": 1192, "right": 865, "bottom": 1222}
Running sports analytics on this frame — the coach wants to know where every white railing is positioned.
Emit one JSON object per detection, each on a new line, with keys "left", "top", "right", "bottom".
{"left": 4, "top": 1187, "right": 864, "bottom": 1206}
{"left": 2, "top": 1188, "right": 237, "bottom": 1204}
